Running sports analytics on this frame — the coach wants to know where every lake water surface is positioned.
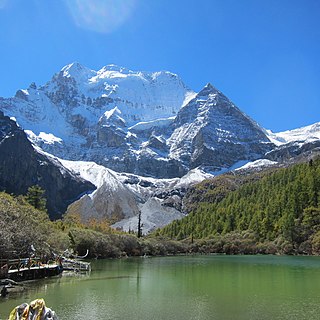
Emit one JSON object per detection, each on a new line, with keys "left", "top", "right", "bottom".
{"left": 1, "top": 255, "right": 320, "bottom": 320}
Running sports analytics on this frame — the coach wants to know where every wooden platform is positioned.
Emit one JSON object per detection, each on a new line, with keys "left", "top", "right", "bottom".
{"left": 9, "top": 264, "right": 62, "bottom": 282}
{"left": 1, "top": 258, "right": 63, "bottom": 282}
{"left": 0, "top": 256, "right": 91, "bottom": 282}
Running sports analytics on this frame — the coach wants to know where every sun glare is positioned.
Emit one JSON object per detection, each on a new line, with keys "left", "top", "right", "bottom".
{"left": 65, "top": 0, "right": 137, "bottom": 34}
{"left": 0, "top": 0, "right": 8, "bottom": 9}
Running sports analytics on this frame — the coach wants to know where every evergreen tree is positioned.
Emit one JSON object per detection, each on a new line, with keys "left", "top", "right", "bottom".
{"left": 137, "top": 211, "right": 143, "bottom": 238}
{"left": 25, "top": 185, "right": 47, "bottom": 211}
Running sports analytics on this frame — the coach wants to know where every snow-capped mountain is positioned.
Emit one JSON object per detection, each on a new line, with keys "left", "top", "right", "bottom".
{"left": 46, "top": 62, "right": 195, "bottom": 125}
{"left": 0, "top": 62, "right": 319, "bottom": 230}
{"left": 264, "top": 122, "right": 320, "bottom": 163}
{"left": 2, "top": 62, "right": 193, "bottom": 137}
{"left": 0, "top": 63, "right": 277, "bottom": 178}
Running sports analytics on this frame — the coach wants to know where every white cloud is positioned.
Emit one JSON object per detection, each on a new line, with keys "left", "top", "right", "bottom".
{"left": 65, "top": 0, "right": 137, "bottom": 34}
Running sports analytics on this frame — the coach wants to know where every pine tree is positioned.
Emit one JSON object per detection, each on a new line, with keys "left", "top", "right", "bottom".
{"left": 137, "top": 211, "right": 143, "bottom": 238}
{"left": 25, "top": 185, "right": 47, "bottom": 211}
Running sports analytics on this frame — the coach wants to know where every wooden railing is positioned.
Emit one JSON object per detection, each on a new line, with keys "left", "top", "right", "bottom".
{"left": 1, "top": 258, "right": 42, "bottom": 270}
{"left": 0, "top": 258, "right": 57, "bottom": 279}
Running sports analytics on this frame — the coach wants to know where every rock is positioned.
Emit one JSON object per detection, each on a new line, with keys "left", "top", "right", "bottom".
{"left": 265, "top": 140, "right": 320, "bottom": 162}
{"left": 97, "top": 126, "right": 126, "bottom": 147}
{"left": 14, "top": 90, "right": 28, "bottom": 101}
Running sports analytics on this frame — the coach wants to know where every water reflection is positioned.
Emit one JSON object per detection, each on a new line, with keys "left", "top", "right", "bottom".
{"left": 1, "top": 255, "right": 320, "bottom": 320}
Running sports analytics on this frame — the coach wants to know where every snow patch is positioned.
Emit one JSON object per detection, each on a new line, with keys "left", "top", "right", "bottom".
{"left": 235, "top": 159, "right": 278, "bottom": 171}
{"left": 59, "top": 159, "right": 118, "bottom": 190}
{"left": 26, "top": 130, "right": 63, "bottom": 145}
{"left": 182, "top": 91, "right": 197, "bottom": 107}
{"left": 176, "top": 167, "right": 213, "bottom": 187}
{"left": 103, "top": 106, "right": 122, "bottom": 120}
{"left": 210, "top": 160, "right": 250, "bottom": 175}
{"left": 129, "top": 117, "right": 175, "bottom": 131}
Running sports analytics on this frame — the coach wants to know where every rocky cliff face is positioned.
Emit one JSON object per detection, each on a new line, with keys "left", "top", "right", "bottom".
{"left": 0, "top": 111, "right": 95, "bottom": 218}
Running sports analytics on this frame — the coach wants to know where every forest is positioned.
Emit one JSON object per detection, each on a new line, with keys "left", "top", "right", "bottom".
{"left": 157, "top": 158, "right": 320, "bottom": 254}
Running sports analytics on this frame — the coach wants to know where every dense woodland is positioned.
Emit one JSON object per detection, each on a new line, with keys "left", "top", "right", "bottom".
{"left": 157, "top": 158, "right": 320, "bottom": 254}
{"left": 1, "top": 158, "right": 320, "bottom": 259}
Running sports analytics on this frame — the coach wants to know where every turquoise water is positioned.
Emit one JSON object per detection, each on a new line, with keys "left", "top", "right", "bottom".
{"left": 1, "top": 255, "right": 320, "bottom": 320}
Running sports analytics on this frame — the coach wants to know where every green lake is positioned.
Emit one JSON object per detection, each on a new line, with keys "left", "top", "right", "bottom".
{"left": 1, "top": 255, "right": 320, "bottom": 320}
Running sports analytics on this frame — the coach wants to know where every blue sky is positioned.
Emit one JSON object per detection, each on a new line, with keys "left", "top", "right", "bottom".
{"left": 0, "top": 0, "right": 319, "bottom": 132}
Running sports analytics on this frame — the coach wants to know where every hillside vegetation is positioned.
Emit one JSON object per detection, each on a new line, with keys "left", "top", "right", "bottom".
{"left": 0, "top": 191, "right": 188, "bottom": 259}
{"left": 156, "top": 158, "right": 320, "bottom": 254}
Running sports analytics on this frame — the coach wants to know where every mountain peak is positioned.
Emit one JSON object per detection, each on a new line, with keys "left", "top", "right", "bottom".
{"left": 99, "top": 106, "right": 126, "bottom": 128}
{"left": 204, "top": 82, "right": 215, "bottom": 89}
{"left": 60, "top": 62, "right": 96, "bottom": 80}
{"left": 197, "top": 83, "right": 220, "bottom": 97}
{"left": 61, "top": 61, "right": 83, "bottom": 73}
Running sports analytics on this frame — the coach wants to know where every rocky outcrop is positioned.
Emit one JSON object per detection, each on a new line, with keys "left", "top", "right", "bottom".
{"left": 97, "top": 126, "right": 126, "bottom": 147}
{"left": 265, "top": 140, "right": 320, "bottom": 162}
{"left": 0, "top": 111, "right": 95, "bottom": 219}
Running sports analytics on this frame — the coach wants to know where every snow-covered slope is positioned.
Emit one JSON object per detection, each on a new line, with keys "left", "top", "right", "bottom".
{"left": 266, "top": 122, "right": 320, "bottom": 146}
{"left": 235, "top": 159, "right": 278, "bottom": 172}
